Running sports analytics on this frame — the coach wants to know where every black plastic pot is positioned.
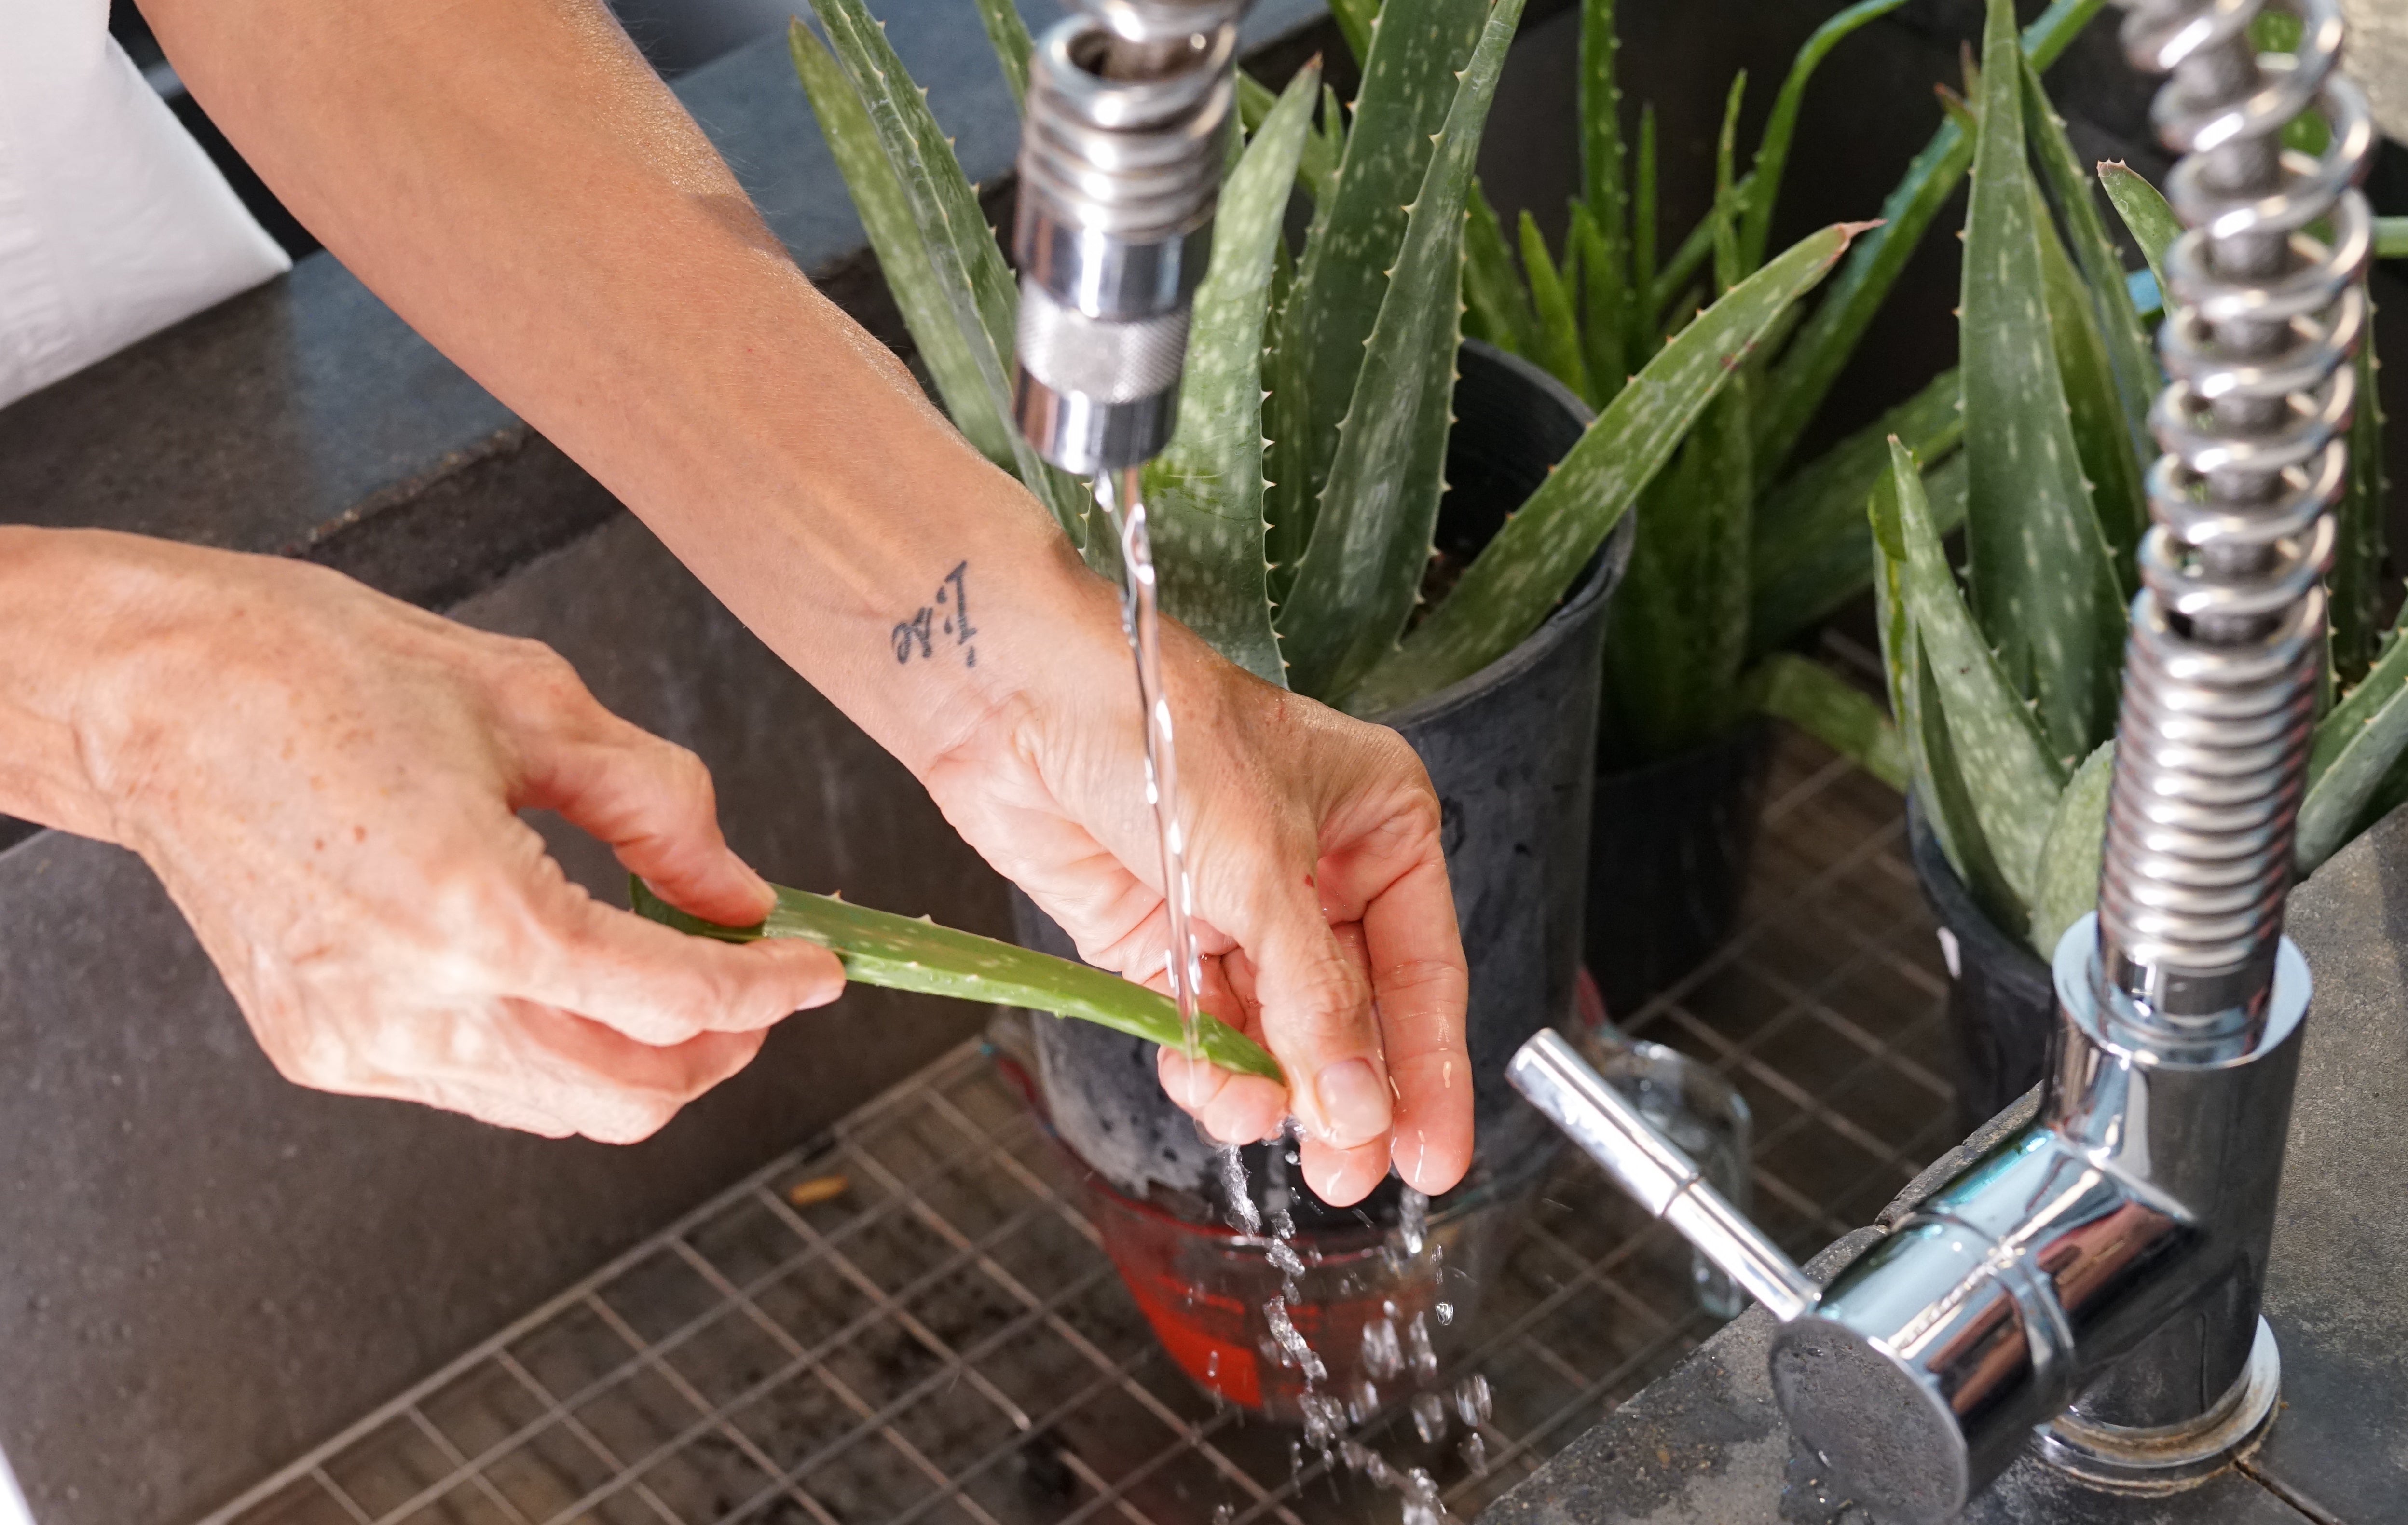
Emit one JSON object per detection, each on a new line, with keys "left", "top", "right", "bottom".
{"left": 1583, "top": 719, "right": 1773, "bottom": 1020}
{"left": 1016, "top": 340, "right": 1635, "bottom": 1214}
{"left": 1906, "top": 796, "right": 2055, "bottom": 1128}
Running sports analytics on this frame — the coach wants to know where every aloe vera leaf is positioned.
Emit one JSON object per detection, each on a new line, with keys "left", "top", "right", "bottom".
{"left": 1649, "top": 207, "right": 1719, "bottom": 331}
{"left": 1264, "top": 272, "right": 1313, "bottom": 607}
{"left": 1888, "top": 434, "right": 2065, "bottom": 906}
{"left": 1240, "top": 70, "right": 1341, "bottom": 203}
{"left": 804, "top": 0, "right": 1097, "bottom": 551}
{"left": 1345, "top": 222, "right": 1858, "bottom": 712}
{"left": 1577, "top": 0, "right": 1630, "bottom": 381}
{"left": 2381, "top": 218, "right": 2408, "bottom": 260}
{"left": 1579, "top": 0, "right": 1625, "bottom": 255}
{"left": 1283, "top": 0, "right": 1491, "bottom": 516}
{"left": 2098, "top": 162, "right": 2178, "bottom": 291}
{"left": 2028, "top": 738, "right": 2111, "bottom": 956}
{"left": 1756, "top": 652, "right": 1907, "bottom": 791}
{"left": 968, "top": 0, "right": 1033, "bottom": 106}
{"left": 789, "top": 20, "right": 1016, "bottom": 472}
{"left": 1711, "top": 74, "right": 1747, "bottom": 295}
{"left": 1464, "top": 184, "right": 1539, "bottom": 355}
{"left": 1275, "top": 0, "right": 1521, "bottom": 700}
{"left": 2022, "top": 54, "right": 2157, "bottom": 473}
{"left": 1737, "top": 0, "right": 1915, "bottom": 272}
{"left": 1602, "top": 380, "right": 1754, "bottom": 762}
{"left": 2029, "top": 177, "right": 2148, "bottom": 590}
{"left": 631, "top": 880, "right": 1283, "bottom": 1080}
{"left": 1631, "top": 105, "right": 1659, "bottom": 358}
{"left": 1520, "top": 211, "right": 1595, "bottom": 402}
{"left": 1959, "top": 0, "right": 2125, "bottom": 764}
{"left": 1872, "top": 472, "right": 1968, "bottom": 876}
{"left": 1141, "top": 67, "right": 1319, "bottom": 688}
{"left": 1571, "top": 201, "right": 1626, "bottom": 407}
{"left": 2300, "top": 617, "right": 2408, "bottom": 873}
{"left": 2329, "top": 333, "right": 2388, "bottom": 688}
{"left": 1756, "top": 0, "right": 2108, "bottom": 477}
{"left": 1330, "top": 0, "right": 1379, "bottom": 69}
{"left": 1749, "top": 369, "right": 1963, "bottom": 655}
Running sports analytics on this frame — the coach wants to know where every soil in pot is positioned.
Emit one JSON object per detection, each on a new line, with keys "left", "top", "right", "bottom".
{"left": 1583, "top": 719, "right": 1773, "bottom": 1020}
{"left": 1010, "top": 340, "right": 1633, "bottom": 1416}
{"left": 1906, "top": 796, "right": 2055, "bottom": 1128}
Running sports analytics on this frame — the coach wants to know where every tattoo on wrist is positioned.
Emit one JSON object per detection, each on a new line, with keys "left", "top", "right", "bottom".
{"left": 892, "top": 561, "right": 978, "bottom": 668}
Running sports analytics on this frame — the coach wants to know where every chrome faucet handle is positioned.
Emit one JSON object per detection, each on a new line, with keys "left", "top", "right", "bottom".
{"left": 1507, "top": 1030, "right": 1819, "bottom": 1321}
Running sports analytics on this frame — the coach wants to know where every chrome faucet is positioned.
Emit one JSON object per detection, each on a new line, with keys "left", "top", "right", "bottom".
{"left": 1011, "top": 0, "right": 1244, "bottom": 474}
{"left": 1511, "top": 1, "right": 2376, "bottom": 1518}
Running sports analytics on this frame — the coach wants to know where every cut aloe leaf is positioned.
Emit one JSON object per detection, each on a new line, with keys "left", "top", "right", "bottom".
{"left": 2301, "top": 608, "right": 2408, "bottom": 873}
{"left": 632, "top": 879, "right": 1285, "bottom": 1082}
{"left": 1345, "top": 222, "right": 1858, "bottom": 713}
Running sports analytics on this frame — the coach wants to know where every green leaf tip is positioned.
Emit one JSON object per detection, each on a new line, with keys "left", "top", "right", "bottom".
{"left": 629, "top": 877, "right": 1286, "bottom": 1083}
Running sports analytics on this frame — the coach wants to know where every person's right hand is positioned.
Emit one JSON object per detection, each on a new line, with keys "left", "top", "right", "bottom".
{"left": 1, "top": 529, "right": 840, "bottom": 1142}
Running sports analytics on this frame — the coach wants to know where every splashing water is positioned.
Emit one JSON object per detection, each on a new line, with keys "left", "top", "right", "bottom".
{"left": 1452, "top": 1373, "right": 1492, "bottom": 1428}
{"left": 1406, "top": 1311, "right": 1439, "bottom": 1382}
{"left": 1397, "top": 1188, "right": 1430, "bottom": 1257}
{"left": 1458, "top": 1432, "right": 1489, "bottom": 1478}
{"left": 1361, "top": 1315, "right": 1405, "bottom": 1381}
{"left": 1265, "top": 1298, "right": 1328, "bottom": 1384}
{"left": 1218, "top": 1145, "right": 1263, "bottom": 1235}
{"left": 1400, "top": 1467, "right": 1452, "bottom": 1525}
{"left": 1411, "top": 1391, "right": 1450, "bottom": 1445}
{"left": 1095, "top": 468, "right": 1206, "bottom": 1092}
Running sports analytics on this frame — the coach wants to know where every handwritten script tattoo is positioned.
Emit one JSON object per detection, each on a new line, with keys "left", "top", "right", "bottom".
{"left": 893, "top": 561, "right": 977, "bottom": 668}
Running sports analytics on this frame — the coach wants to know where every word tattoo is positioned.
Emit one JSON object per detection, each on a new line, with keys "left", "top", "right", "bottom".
{"left": 893, "top": 560, "right": 978, "bottom": 668}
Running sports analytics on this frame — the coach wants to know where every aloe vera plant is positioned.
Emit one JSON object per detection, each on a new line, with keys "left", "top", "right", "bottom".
{"left": 630, "top": 880, "right": 1283, "bottom": 1079}
{"left": 1459, "top": 0, "right": 2116, "bottom": 770}
{"left": 786, "top": 0, "right": 1872, "bottom": 729}
{"left": 1876, "top": 0, "right": 2400, "bottom": 959}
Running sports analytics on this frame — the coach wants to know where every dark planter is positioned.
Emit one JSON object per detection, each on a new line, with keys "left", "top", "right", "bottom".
{"left": 1583, "top": 719, "right": 1774, "bottom": 1020}
{"left": 1906, "top": 796, "right": 2055, "bottom": 1127}
{"left": 1019, "top": 340, "right": 1634, "bottom": 1209}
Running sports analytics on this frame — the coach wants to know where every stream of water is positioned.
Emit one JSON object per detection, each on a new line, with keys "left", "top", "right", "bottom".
{"left": 1096, "top": 471, "right": 1479, "bottom": 1521}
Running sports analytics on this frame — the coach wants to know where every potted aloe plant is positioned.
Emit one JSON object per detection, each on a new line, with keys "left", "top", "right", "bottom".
{"left": 1871, "top": 0, "right": 2405, "bottom": 1118}
{"left": 770, "top": 0, "right": 1885, "bottom": 1414}
{"left": 1406, "top": 0, "right": 2121, "bottom": 1012}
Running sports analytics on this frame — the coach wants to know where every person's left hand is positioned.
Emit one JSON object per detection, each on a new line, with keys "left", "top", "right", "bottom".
{"left": 920, "top": 581, "right": 1471, "bottom": 1209}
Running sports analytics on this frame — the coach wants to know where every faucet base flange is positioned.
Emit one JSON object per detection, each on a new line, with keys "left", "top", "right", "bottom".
{"left": 2034, "top": 1317, "right": 2281, "bottom": 1495}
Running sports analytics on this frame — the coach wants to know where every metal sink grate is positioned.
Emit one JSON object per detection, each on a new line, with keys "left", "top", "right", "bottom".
{"left": 198, "top": 712, "right": 1959, "bottom": 1525}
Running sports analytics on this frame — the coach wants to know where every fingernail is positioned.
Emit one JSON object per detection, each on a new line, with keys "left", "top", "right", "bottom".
{"left": 1314, "top": 1058, "right": 1391, "bottom": 1146}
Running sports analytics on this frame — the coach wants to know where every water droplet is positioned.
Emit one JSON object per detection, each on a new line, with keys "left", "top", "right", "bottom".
{"left": 1361, "top": 1316, "right": 1405, "bottom": 1380}
{"left": 1412, "top": 1391, "right": 1450, "bottom": 1445}
{"left": 1407, "top": 1312, "right": 1439, "bottom": 1382}
{"left": 1459, "top": 1431, "right": 1489, "bottom": 1477}
{"left": 1453, "top": 1373, "right": 1492, "bottom": 1427}
{"left": 1435, "top": 1301, "right": 1454, "bottom": 1325}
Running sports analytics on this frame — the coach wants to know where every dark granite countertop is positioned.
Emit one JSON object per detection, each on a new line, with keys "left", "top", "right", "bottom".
{"left": 1478, "top": 806, "right": 2408, "bottom": 1524}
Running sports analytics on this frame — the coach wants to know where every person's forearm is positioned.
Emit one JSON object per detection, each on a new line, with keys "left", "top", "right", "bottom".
{"left": 141, "top": 0, "right": 1121, "bottom": 777}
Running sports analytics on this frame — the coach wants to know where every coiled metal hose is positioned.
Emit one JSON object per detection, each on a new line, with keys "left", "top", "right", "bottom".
{"left": 1012, "top": 0, "right": 1245, "bottom": 472}
{"left": 2101, "top": 0, "right": 2376, "bottom": 1031}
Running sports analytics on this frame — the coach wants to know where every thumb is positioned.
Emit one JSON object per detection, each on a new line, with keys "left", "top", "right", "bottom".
{"left": 513, "top": 710, "right": 775, "bottom": 928}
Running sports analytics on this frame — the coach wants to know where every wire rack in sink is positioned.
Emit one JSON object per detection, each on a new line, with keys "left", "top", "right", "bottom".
{"left": 200, "top": 712, "right": 1961, "bottom": 1525}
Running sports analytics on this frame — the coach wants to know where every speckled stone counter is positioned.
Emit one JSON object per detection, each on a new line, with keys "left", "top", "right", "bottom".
{"left": 1478, "top": 804, "right": 2408, "bottom": 1523}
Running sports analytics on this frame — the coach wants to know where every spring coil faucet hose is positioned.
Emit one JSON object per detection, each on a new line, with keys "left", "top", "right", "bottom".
{"left": 1012, "top": 0, "right": 1246, "bottom": 471}
{"left": 2101, "top": 0, "right": 2376, "bottom": 1031}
